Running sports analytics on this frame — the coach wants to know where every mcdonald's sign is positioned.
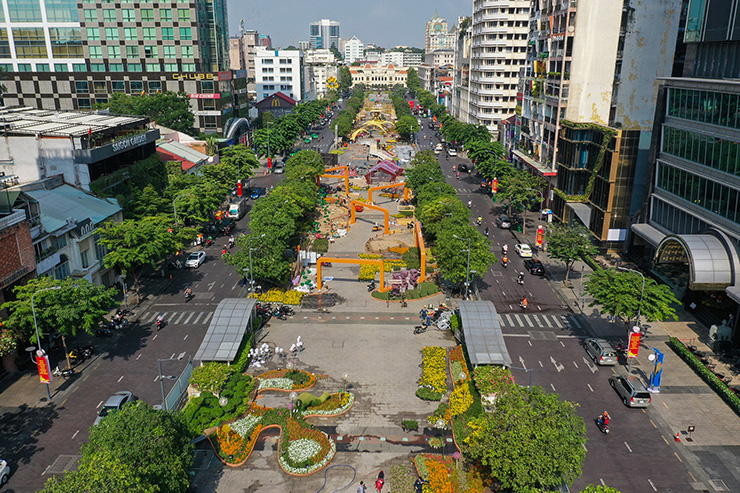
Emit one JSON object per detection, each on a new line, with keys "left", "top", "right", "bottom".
{"left": 271, "top": 98, "right": 282, "bottom": 107}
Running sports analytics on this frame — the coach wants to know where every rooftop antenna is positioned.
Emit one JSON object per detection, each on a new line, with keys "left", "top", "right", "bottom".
{"left": 239, "top": 19, "right": 245, "bottom": 37}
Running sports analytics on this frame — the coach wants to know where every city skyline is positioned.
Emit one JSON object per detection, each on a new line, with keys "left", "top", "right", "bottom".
{"left": 227, "top": 0, "right": 470, "bottom": 49}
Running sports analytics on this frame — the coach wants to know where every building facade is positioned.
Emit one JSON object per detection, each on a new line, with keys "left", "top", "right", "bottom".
{"left": 349, "top": 64, "right": 407, "bottom": 88}
{"left": 254, "top": 48, "right": 302, "bottom": 102}
{"left": 425, "top": 12, "right": 454, "bottom": 54}
{"left": 344, "top": 36, "right": 364, "bottom": 64}
{"left": 381, "top": 51, "right": 423, "bottom": 67}
{"left": 451, "top": 17, "right": 473, "bottom": 123}
{"left": 309, "top": 19, "right": 340, "bottom": 49}
{"left": 468, "top": 0, "right": 530, "bottom": 138}
{"left": 303, "top": 50, "right": 338, "bottom": 100}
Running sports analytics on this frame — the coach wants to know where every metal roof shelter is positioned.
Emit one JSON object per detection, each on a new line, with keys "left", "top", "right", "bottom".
{"left": 0, "top": 106, "right": 147, "bottom": 137}
{"left": 194, "top": 298, "right": 257, "bottom": 363}
{"left": 458, "top": 300, "right": 512, "bottom": 367}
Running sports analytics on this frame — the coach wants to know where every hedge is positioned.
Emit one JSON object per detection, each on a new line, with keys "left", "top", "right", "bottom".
{"left": 668, "top": 337, "right": 740, "bottom": 416}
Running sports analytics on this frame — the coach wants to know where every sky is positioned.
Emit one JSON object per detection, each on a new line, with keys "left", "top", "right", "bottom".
{"left": 227, "top": 0, "right": 473, "bottom": 49}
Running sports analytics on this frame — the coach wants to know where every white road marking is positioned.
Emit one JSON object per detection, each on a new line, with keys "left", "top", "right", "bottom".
{"left": 550, "top": 356, "right": 564, "bottom": 372}
{"left": 96, "top": 400, "right": 103, "bottom": 408}
{"left": 117, "top": 375, "right": 124, "bottom": 382}
{"left": 560, "top": 341, "right": 565, "bottom": 347}
{"left": 153, "top": 376, "right": 159, "bottom": 382}
{"left": 550, "top": 383, "right": 556, "bottom": 391}
{"left": 535, "top": 316, "right": 544, "bottom": 328}
{"left": 542, "top": 316, "right": 553, "bottom": 328}
{"left": 539, "top": 361, "right": 544, "bottom": 367}
{"left": 528, "top": 340, "right": 532, "bottom": 346}
{"left": 152, "top": 334, "right": 158, "bottom": 340}
{"left": 568, "top": 315, "right": 582, "bottom": 329}
{"left": 587, "top": 384, "right": 594, "bottom": 392}
{"left": 518, "top": 356, "right": 527, "bottom": 370}
{"left": 624, "top": 442, "right": 633, "bottom": 453}
{"left": 647, "top": 479, "right": 657, "bottom": 491}
{"left": 193, "top": 312, "right": 204, "bottom": 324}
{"left": 203, "top": 312, "right": 213, "bottom": 324}
{"left": 573, "top": 361, "right": 578, "bottom": 368}
{"left": 207, "top": 281, "right": 215, "bottom": 290}
{"left": 136, "top": 354, "right": 142, "bottom": 360}
{"left": 174, "top": 312, "right": 187, "bottom": 324}
{"left": 183, "top": 334, "right": 188, "bottom": 340}
{"left": 183, "top": 312, "right": 195, "bottom": 324}
{"left": 514, "top": 314, "right": 524, "bottom": 327}
{"left": 551, "top": 316, "right": 563, "bottom": 328}
{"left": 71, "top": 430, "right": 79, "bottom": 440}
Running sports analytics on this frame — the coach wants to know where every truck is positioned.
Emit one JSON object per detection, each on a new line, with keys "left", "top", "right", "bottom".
{"left": 227, "top": 199, "right": 248, "bottom": 220}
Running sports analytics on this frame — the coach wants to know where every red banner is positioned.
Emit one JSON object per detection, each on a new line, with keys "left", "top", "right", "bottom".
{"left": 37, "top": 354, "right": 52, "bottom": 384}
{"left": 628, "top": 332, "right": 641, "bottom": 358}
{"left": 267, "top": 157, "right": 272, "bottom": 169}
{"left": 409, "top": 101, "right": 415, "bottom": 110}
{"left": 536, "top": 226, "right": 544, "bottom": 246}
{"left": 237, "top": 182, "right": 243, "bottom": 197}
{"left": 492, "top": 177, "right": 498, "bottom": 193}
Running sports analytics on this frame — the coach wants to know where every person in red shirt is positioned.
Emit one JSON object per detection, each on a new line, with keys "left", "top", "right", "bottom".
{"left": 375, "top": 470, "right": 385, "bottom": 492}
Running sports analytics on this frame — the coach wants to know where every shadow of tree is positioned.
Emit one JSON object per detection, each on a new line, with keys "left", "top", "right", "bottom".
{"left": 0, "top": 402, "right": 60, "bottom": 472}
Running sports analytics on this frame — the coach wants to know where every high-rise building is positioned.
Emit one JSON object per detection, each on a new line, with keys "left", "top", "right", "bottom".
{"left": 230, "top": 37, "right": 245, "bottom": 71}
{"left": 0, "top": 0, "right": 242, "bottom": 134}
{"left": 451, "top": 17, "right": 473, "bottom": 123}
{"left": 467, "top": 0, "right": 530, "bottom": 138}
{"left": 344, "top": 36, "right": 365, "bottom": 64}
{"left": 514, "top": 0, "right": 682, "bottom": 251}
{"left": 254, "top": 48, "right": 302, "bottom": 102}
{"left": 425, "top": 12, "right": 454, "bottom": 54}
{"left": 630, "top": 0, "right": 740, "bottom": 317}
{"left": 303, "top": 50, "right": 337, "bottom": 100}
{"left": 309, "top": 19, "right": 340, "bottom": 50}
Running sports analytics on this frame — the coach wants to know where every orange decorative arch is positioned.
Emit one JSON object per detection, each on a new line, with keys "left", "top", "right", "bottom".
{"left": 349, "top": 201, "right": 389, "bottom": 233}
{"left": 367, "top": 182, "right": 409, "bottom": 204}
{"left": 320, "top": 165, "right": 349, "bottom": 193}
{"left": 317, "top": 257, "right": 389, "bottom": 292}
{"left": 414, "top": 220, "right": 427, "bottom": 282}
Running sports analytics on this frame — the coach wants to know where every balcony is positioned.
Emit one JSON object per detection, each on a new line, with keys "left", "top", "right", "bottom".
{"left": 36, "top": 251, "right": 61, "bottom": 275}
{"left": 0, "top": 209, "right": 26, "bottom": 229}
{"left": 74, "top": 129, "right": 160, "bottom": 164}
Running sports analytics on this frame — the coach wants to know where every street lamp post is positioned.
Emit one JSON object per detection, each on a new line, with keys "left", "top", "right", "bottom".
{"left": 266, "top": 121, "right": 273, "bottom": 161}
{"left": 453, "top": 235, "right": 471, "bottom": 300}
{"left": 32, "top": 286, "right": 62, "bottom": 400}
{"left": 247, "top": 233, "right": 266, "bottom": 292}
{"left": 618, "top": 266, "right": 646, "bottom": 374}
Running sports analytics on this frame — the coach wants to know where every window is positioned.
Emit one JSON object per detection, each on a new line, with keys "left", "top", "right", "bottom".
{"left": 149, "top": 81, "right": 161, "bottom": 92}
{"left": 162, "top": 27, "right": 174, "bottom": 40}
{"left": 13, "top": 28, "right": 47, "bottom": 58}
{"left": 121, "top": 9, "right": 135, "bottom": 22}
{"left": 181, "top": 46, "right": 193, "bottom": 58}
{"left": 143, "top": 28, "right": 156, "bottom": 40}
{"left": 127, "top": 63, "right": 142, "bottom": 72}
{"left": 36, "top": 63, "right": 49, "bottom": 71}
{"left": 163, "top": 63, "right": 178, "bottom": 71}
{"left": 103, "top": 9, "right": 116, "bottom": 22}
{"left": 163, "top": 45, "right": 175, "bottom": 58}
{"left": 94, "top": 236, "right": 106, "bottom": 261}
{"left": 105, "top": 27, "right": 119, "bottom": 40}
{"left": 0, "top": 30, "right": 8, "bottom": 58}
{"left": 81, "top": 249, "right": 89, "bottom": 269}
{"left": 49, "top": 28, "right": 82, "bottom": 58}
{"left": 130, "top": 81, "right": 143, "bottom": 92}
{"left": 54, "top": 63, "right": 68, "bottom": 71}
{"left": 112, "top": 81, "right": 125, "bottom": 92}
{"left": 204, "top": 116, "right": 217, "bottom": 129}
{"left": 54, "top": 259, "right": 70, "bottom": 279}
{"left": 160, "top": 9, "right": 171, "bottom": 21}
{"left": 263, "top": 59, "right": 273, "bottom": 64}
{"left": 45, "top": 0, "right": 77, "bottom": 22}
{"left": 177, "top": 9, "right": 190, "bottom": 21}
{"left": 201, "top": 81, "right": 214, "bottom": 92}
{"left": 86, "top": 27, "right": 100, "bottom": 40}
{"left": 179, "top": 27, "right": 192, "bottom": 40}
{"left": 53, "top": 235, "right": 67, "bottom": 250}
{"left": 125, "top": 45, "right": 139, "bottom": 57}
{"left": 141, "top": 9, "right": 154, "bottom": 21}
{"left": 93, "top": 81, "right": 106, "bottom": 93}
{"left": 107, "top": 45, "right": 121, "bottom": 58}
{"left": 73, "top": 63, "right": 86, "bottom": 71}
{"left": 90, "top": 63, "right": 105, "bottom": 71}
{"left": 124, "top": 28, "right": 137, "bottom": 40}
{"left": 181, "top": 63, "right": 195, "bottom": 71}
{"left": 83, "top": 8, "right": 96, "bottom": 22}
{"left": 144, "top": 45, "right": 158, "bottom": 57}
{"left": 89, "top": 46, "right": 102, "bottom": 58}
{"left": 17, "top": 63, "right": 32, "bottom": 71}
{"left": 145, "top": 62, "right": 160, "bottom": 72}
{"left": 7, "top": 0, "right": 42, "bottom": 21}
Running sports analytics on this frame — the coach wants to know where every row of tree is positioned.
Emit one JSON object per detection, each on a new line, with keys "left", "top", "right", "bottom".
{"left": 390, "top": 85, "right": 420, "bottom": 141}
{"left": 330, "top": 87, "right": 366, "bottom": 138}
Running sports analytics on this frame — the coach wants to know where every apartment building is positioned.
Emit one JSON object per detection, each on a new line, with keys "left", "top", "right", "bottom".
{"left": 382, "top": 51, "right": 423, "bottom": 68}
{"left": 303, "top": 49, "right": 338, "bottom": 100}
{"left": 344, "top": 37, "right": 364, "bottom": 64}
{"left": 255, "top": 48, "right": 302, "bottom": 102}
{"left": 451, "top": 17, "right": 473, "bottom": 123}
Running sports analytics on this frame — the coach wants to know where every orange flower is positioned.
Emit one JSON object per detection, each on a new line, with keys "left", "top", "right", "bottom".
{"left": 427, "top": 459, "right": 452, "bottom": 492}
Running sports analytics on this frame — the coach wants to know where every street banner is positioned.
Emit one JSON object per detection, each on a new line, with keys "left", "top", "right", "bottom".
{"left": 492, "top": 177, "right": 498, "bottom": 193}
{"left": 536, "top": 226, "right": 544, "bottom": 246}
{"left": 37, "top": 354, "right": 52, "bottom": 384}
{"left": 627, "top": 331, "right": 641, "bottom": 358}
{"left": 237, "top": 182, "right": 243, "bottom": 197}
{"left": 649, "top": 348, "right": 664, "bottom": 391}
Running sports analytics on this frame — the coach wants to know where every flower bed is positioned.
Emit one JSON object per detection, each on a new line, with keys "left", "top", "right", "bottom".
{"left": 255, "top": 369, "right": 316, "bottom": 392}
{"left": 416, "top": 346, "right": 447, "bottom": 401}
{"left": 248, "top": 288, "right": 304, "bottom": 305}
{"left": 414, "top": 454, "right": 485, "bottom": 493}
{"left": 300, "top": 392, "right": 354, "bottom": 417}
{"left": 279, "top": 416, "right": 336, "bottom": 475}
{"left": 448, "top": 346, "right": 473, "bottom": 417}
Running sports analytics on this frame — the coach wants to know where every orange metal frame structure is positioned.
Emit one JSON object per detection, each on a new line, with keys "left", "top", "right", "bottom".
{"left": 319, "top": 165, "right": 350, "bottom": 193}
{"left": 316, "top": 258, "right": 389, "bottom": 292}
{"left": 367, "top": 182, "right": 409, "bottom": 204}
{"left": 414, "top": 221, "right": 427, "bottom": 282}
{"left": 349, "top": 201, "right": 390, "bottom": 233}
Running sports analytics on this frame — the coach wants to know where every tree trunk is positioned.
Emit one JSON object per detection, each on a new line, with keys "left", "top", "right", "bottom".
{"left": 564, "top": 262, "right": 572, "bottom": 284}
{"left": 62, "top": 334, "right": 72, "bottom": 370}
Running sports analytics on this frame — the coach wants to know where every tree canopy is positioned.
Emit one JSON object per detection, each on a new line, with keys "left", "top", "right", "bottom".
{"left": 41, "top": 401, "right": 194, "bottom": 493}
{"left": 99, "top": 92, "right": 194, "bottom": 134}
{"left": 406, "top": 67, "right": 421, "bottom": 92}
{"left": 584, "top": 268, "right": 679, "bottom": 329}
{"left": 434, "top": 224, "right": 496, "bottom": 284}
{"left": 394, "top": 115, "right": 420, "bottom": 141}
{"left": 497, "top": 170, "right": 547, "bottom": 234}
{"left": 464, "top": 387, "right": 587, "bottom": 492}
{"left": 339, "top": 66, "right": 353, "bottom": 92}
{"left": 545, "top": 223, "right": 598, "bottom": 282}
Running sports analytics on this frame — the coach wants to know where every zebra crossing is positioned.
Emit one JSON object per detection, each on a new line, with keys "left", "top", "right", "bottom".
{"left": 498, "top": 312, "right": 582, "bottom": 330}
{"left": 140, "top": 310, "right": 214, "bottom": 326}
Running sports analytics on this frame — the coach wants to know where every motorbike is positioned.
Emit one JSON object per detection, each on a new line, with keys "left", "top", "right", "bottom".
{"left": 502, "top": 246, "right": 508, "bottom": 255}
{"left": 95, "top": 327, "right": 112, "bottom": 337}
{"left": 273, "top": 308, "right": 287, "bottom": 321}
{"left": 156, "top": 317, "right": 165, "bottom": 331}
{"left": 519, "top": 299, "right": 528, "bottom": 310}
{"left": 167, "top": 259, "right": 183, "bottom": 270}
{"left": 367, "top": 281, "right": 376, "bottom": 292}
{"left": 110, "top": 315, "right": 128, "bottom": 329}
{"left": 69, "top": 345, "right": 93, "bottom": 364}
{"left": 502, "top": 259, "right": 508, "bottom": 268}
{"left": 475, "top": 217, "right": 482, "bottom": 226}
{"left": 596, "top": 416, "right": 610, "bottom": 434}
{"left": 517, "top": 275, "right": 525, "bottom": 285}
{"left": 413, "top": 325, "right": 427, "bottom": 335}
{"left": 53, "top": 365, "right": 75, "bottom": 379}
{"left": 278, "top": 305, "right": 294, "bottom": 317}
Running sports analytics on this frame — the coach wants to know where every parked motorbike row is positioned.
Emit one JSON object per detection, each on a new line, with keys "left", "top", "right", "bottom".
{"left": 68, "top": 345, "right": 94, "bottom": 365}
{"left": 255, "top": 303, "right": 295, "bottom": 323}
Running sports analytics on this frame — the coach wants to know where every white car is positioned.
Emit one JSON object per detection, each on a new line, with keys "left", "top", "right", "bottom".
{"left": 186, "top": 251, "right": 206, "bottom": 268}
{"left": 0, "top": 459, "right": 10, "bottom": 485}
{"left": 447, "top": 148, "right": 457, "bottom": 157}
{"left": 515, "top": 243, "right": 533, "bottom": 258}
{"left": 434, "top": 143, "right": 443, "bottom": 155}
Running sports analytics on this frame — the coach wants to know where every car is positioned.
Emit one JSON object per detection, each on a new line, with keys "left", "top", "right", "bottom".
{"left": 274, "top": 162, "right": 285, "bottom": 174}
{"left": 428, "top": 122, "right": 435, "bottom": 129}
{"left": 447, "top": 148, "right": 457, "bottom": 157}
{"left": 497, "top": 215, "right": 512, "bottom": 229}
{"left": 523, "top": 258, "right": 545, "bottom": 275}
{"left": 458, "top": 163, "right": 469, "bottom": 173}
{"left": 515, "top": 243, "right": 533, "bottom": 257}
{"left": 94, "top": 391, "right": 133, "bottom": 425}
{"left": 609, "top": 375, "right": 652, "bottom": 407}
{"left": 0, "top": 459, "right": 10, "bottom": 486}
{"left": 250, "top": 187, "right": 264, "bottom": 200}
{"left": 304, "top": 137, "right": 312, "bottom": 143}
{"left": 311, "top": 133, "right": 319, "bottom": 139}
{"left": 584, "top": 338, "right": 618, "bottom": 365}
{"left": 434, "top": 143, "right": 443, "bottom": 155}
{"left": 186, "top": 251, "right": 206, "bottom": 268}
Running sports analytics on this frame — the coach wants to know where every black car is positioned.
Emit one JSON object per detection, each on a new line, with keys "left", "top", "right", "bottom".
{"left": 458, "top": 164, "right": 469, "bottom": 173}
{"left": 524, "top": 259, "right": 545, "bottom": 276}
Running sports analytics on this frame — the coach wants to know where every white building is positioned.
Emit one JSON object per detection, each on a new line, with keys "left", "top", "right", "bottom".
{"left": 254, "top": 48, "right": 302, "bottom": 102}
{"left": 303, "top": 49, "right": 338, "bottom": 100}
{"left": 381, "top": 51, "right": 423, "bottom": 67}
{"left": 426, "top": 12, "right": 455, "bottom": 54}
{"left": 309, "top": 19, "right": 340, "bottom": 49}
{"left": 344, "top": 36, "right": 364, "bottom": 64}
{"left": 428, "top": 49, "right": 454, "bottom": 68}
{"left": 349, "top": 64, "right": 407, "bottom": 88}
{"left": 304, "top": 49, "right": 335, "bottom": 65}
{"left": 468, "top": 0, "right": 530, "bottom": 138}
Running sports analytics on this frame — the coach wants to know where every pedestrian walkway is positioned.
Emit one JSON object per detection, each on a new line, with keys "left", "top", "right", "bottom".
{"left": 139, "top": 310, "right": 214, "bottom": 326}
{"left": 497, "top": 312, "right": 583, "bottom": 331}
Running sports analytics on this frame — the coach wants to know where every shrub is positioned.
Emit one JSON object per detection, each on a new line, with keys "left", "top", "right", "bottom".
{"left": 419, "top": 346, "right": 447, "bottom": 395}
{"left": 415, "top": 387, "right": 443, "bottom": 401}
{"left": 313, "top": 238, "right": 329, "bottom": 253}
{"left": 402, "top": 247, "right": 421, "bottom": 270}
{"left": 401, "top": 419, "right": 419, "bottom": 431}
{"left": 190, "top": 362, "right": 235, "bottom": 395}
{"left": 449, "top": 383, "right": 473, "bottom": 416}
{"left": 473, "top": 365, "right": 516, "bottom": 397}
{"left": 231, "top": 333, "right": 254, "bottom": 373}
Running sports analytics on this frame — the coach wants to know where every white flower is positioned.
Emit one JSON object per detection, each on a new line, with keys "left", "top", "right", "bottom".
{"left": 257, "top": 377, "right": 293, "bottom": 391}
{"left": 286, "top": 438, "right": 322, "bottom": 463}
{"left": 279, "top": 437, "right": 336, "bottom": 475}
{"left": 230, "top": 414, "right": 262, "bottom": 438}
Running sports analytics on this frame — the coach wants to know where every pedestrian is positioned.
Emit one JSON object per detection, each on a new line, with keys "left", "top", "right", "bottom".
{"left": 729, "top": 314, "right": 735, "bottom": 328}
{"left": 375, "top": 470, "right": 385, "bottom": 492}
{"left": 357, "top": 480, "right": 367, "bottom": 493}
{"left": 414, "top": 476, "right": 428, "bottom": 493}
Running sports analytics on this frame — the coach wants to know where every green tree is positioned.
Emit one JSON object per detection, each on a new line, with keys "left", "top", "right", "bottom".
{"left": 394, "top": 115, "right": 420, "bottom": 141}
{"left": 406, "top": 150, "right": 445, "bottom": 193}
{"left": 464, "top": 387, "right": 587, "bottom": 492}
{"left": 406, "top": 67, "right": 421, "bottom": 92}
{"left": 1, "top": 277, "right": 116, "bottom": 367}
{"left": 102, "top": 92, "right": 194, "bottom": 133}
{"left": 580, "top": 486, "right": 622, "bottom": 493}
{"left": 129, "top": 184, "right": 169, "bottom": 219}
{"left": 545, "top": 223, "right": 598, "bottom": 283}
{"left": 41, "top": 401, "right": 194, "bottom": 493}
{"left": 329, "top": 46, "right": 343, "bottom": 61}
{"left": 416, "top": 197, "right": 469, "bottom": 241}
{"left": 226, "top": 233, "right": 293, "bottom": 285}
{"left": 434, "top": 224, "right": 495, "bottom": 284}
{"left": 498, "top": 170, "right": 547, "bottom": 234}
{"left": 204, "top": 135, "right": 219, "bottom": 156}
{"left": 584, "top": 268, "right": 679, "bottom": 330}
{"left": 339, "top": 66, "right": 353, "bottom": 92}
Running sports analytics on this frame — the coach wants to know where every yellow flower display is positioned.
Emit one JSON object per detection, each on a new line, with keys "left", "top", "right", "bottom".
{"left": 449, "top": 383, "right": 473, "bottom": 416}
{"left": 419, "top": 346, "right": 447, "bottom": 394}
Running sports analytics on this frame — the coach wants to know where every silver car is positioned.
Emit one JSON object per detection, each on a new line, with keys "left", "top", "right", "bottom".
{"left": 95, "top": 391, "right": 133, "bottom": 424}
{"left": 609, "top": 375, "right": 652, "bottom": 408}
{"left": 584, "top": 338, "right": 617, "bottom": 366}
